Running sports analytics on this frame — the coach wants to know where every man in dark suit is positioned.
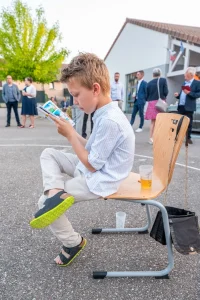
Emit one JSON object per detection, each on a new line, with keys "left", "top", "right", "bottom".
{"left": 174, "top": 67, "right": 200, "bottom": 144}
{"left": 130, "top": 70, "right": 147, "bottom": 132}
{"left": 2, "top": 75, "right": 21, "bottom": 127}
{"left": 60, "top": 97, "right": 69, "bottom": 112}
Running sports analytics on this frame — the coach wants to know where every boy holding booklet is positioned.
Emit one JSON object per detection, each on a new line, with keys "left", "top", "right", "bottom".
{"left": 30, "top": 53, "right": 135, "bottom": 266}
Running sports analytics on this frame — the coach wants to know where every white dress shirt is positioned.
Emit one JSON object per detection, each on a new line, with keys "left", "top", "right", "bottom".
{"left": 26, "top": 85, "right": 37, "bottom": 98}
{"left": 179, "top": 79, "right": 194, "bottom": 106}
{"left": 136, "top": 79, "right": 143, "bottom": 98}
{"left": 76, "top": 102, "right": 135, "bottom": 197}
{"left": 111, "top": 81, "right": 124, "bottom": 101}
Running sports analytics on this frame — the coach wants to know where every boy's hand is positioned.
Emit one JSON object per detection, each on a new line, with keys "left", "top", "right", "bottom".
{"left": 49, "top": 114, "right": 76, "bottom": 139}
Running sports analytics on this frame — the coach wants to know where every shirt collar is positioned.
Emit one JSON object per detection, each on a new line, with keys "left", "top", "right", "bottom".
{"left": 185, "top": 78, "right": 194, "bottom": 84}
{"left": 93, "top": 101, "right": 115, "bottom": 121}
{"left": 138, "top": 79, "right": 143, "bottom": 84}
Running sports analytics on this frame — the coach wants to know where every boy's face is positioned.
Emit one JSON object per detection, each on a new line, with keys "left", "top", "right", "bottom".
{"left": 67, "top": 78, "right": 99, "bottom": 114}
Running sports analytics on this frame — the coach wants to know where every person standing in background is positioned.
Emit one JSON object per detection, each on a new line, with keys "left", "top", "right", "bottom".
{"left": 194, "top": 72, "right": 200, "bottom": 81}
{"left": 2, "top": 75, "right": 21, "bottom": 127}
{"left": 130, "top": 70, "right": 147, "bottom": 132}
{"left": 111, "top": 72, "right": 124, "bottom": 110}
{"left": 50, "top": 96, "right": 58, "bottom": 106}
{"left": 174, "top": 67, "right": 200, "bottom": 144}
{"left": 70, "top": 94, "right": 84, "bottom": 135}
{"left": 145, "top": 68, "right": 168, "bottom": 144}
{"left": 20, "top": 77, "right": 37, "bottom": 128}
{"left": 60, "top": 96, "right": 69, "bottom": 112}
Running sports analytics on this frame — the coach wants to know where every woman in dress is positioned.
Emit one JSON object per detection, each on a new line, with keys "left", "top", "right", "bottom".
{"left": 50, "top": 96, "right": 58, "bottom": 106}
{"left": 20, "top": 77, "right": 37, "bottom": 128}
{"left": 145, "top": 68, "right": 168, "bottom": 144}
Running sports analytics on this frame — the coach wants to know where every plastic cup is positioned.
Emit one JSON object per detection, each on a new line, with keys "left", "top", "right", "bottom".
{"left": 139, "top": 165, "right": 153, "bottom": 189}
{"left": 116, "top": 212, "right": 126, "bottom": 228}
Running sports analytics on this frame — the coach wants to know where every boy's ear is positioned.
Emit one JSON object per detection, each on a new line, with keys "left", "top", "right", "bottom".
{"left": 93, "top": 83, "right": 101, "bottom": 95}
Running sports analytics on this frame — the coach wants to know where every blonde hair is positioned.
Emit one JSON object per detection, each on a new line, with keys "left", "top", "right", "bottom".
{"left": 60, "top": 53, "right": 110, "bottom": 95}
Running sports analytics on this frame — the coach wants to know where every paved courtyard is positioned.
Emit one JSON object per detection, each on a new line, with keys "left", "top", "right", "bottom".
{"left": 0, "top": 108, "right": 200, "bottom": 300}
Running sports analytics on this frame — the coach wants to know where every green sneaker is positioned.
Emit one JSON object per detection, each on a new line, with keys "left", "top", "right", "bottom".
{"left": 56, "top": 238, "right": 87, "bottom": 267}
{"left": 30, "top": 191, "right": 74, "bottom": 229}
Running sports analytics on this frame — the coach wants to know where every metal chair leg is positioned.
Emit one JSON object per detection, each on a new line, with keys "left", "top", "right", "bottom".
{"left": 93, "top": 200, "right": 174, "bottom": 279}
{"left": 139, "top": 204, "right": 151, "bottom": 234}
{"left": 92, "top": 204, "right": 151, "bottom": 234}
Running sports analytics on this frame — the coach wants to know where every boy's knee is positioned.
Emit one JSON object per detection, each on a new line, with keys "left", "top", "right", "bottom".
{"left": 40, "top": 147, "right": 57, "bottom": 160}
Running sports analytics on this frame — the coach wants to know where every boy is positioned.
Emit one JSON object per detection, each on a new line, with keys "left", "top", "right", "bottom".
{"left": 30, "top": 53, "right": 135, "bottom": 266}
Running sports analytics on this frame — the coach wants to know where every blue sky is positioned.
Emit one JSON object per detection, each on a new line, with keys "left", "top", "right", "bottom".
{"left": 1, "top": 0, "right": 200, "bottom": 62}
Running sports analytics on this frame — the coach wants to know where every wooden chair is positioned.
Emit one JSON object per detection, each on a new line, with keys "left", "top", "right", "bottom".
{"left": 92, "top": 113, "right": 190, "bottom": 279}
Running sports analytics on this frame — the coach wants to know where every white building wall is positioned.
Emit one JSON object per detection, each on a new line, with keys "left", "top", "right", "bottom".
{"left": 105, "top": 23, "right": 169, "bottom": 81}
{"left": 105, "top": 23, "right": 170, "bottom": 109}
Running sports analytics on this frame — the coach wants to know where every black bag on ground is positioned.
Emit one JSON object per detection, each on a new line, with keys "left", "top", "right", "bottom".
{"left": 150, "top": 206, "right": 200, "bottom": 255}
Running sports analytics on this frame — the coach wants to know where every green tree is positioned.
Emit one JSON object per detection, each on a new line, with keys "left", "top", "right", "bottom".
{"left": 0, "top": 0, "right": 69, "bottom": 82}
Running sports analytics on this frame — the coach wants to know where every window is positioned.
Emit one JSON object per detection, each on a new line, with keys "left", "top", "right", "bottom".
{"left": 126, "top": 72, "right": 137, "bottom": 113}
{"left": 189, "top": 50, "right": 200, "bottom": 68}
{"left": 49, "top": 82, "right": 54, "bottom": 89}
{"left": 172, "top": 45, "right": 185, "bottom": 72}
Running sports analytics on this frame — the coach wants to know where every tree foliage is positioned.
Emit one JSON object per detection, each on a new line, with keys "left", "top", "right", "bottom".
{"left": 0, "top": 0, "right": 69, "bottom": 82}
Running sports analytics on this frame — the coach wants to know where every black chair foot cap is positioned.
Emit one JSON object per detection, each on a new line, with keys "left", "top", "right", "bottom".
{"left": 155, "top": 274, "right": 170, "bottom": 279}
{"left": 93, "top": 271, "right": 107, "bottom": 279}
{"left": 92, "top": 228, "right": 102, "bottom": 234}
{"left": 141, "top": 203, "right": 146, "bottom": 206}
{"left": 138, "top": 230, "right": 149, "bottom": 234}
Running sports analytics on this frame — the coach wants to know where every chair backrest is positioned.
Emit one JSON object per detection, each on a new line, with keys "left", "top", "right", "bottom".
{"left": 153, "top": 113, "right": 190, "bottom": 187}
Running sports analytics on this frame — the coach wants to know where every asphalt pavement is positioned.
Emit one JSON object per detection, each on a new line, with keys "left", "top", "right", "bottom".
{"left": 0, "top": 108, "right": 199, "bottom": 300}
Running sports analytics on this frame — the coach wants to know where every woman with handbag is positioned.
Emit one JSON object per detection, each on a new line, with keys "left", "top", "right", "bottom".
{"left": 20, "top": 77, "right": 38, "bottom": 128}
{"left": 145, "top": 68, "right": 168, "bottom": 144}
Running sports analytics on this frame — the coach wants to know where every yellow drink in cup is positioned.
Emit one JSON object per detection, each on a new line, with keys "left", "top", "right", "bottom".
{"left": 140, "top": 178, "right": 152, "bottom": 189}
{"left": 139, "top": 165, "right": 153, "bottom": 189}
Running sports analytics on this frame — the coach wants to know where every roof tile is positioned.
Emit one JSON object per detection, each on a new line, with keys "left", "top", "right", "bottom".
{"left": 105, "top": 18, "right": 200, "bottom": 60}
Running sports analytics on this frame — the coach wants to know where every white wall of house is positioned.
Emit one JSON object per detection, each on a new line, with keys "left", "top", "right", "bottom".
{"left": 105, "top": 23, "right": 169, "bottom": 109}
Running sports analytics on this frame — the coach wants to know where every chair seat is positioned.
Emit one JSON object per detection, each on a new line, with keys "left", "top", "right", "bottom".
{"left": 107, "top": 172, "right": 165, "bottom": 200}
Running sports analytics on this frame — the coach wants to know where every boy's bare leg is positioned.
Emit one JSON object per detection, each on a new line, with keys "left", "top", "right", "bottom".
{"left": 38, "top": 193, "right": 82, "bottom": 264}
{"left": 48, "top": 188, "right": 63, "bottom": 197}
{"left": 47, "top": 189, "right": 71, "bottom": 199}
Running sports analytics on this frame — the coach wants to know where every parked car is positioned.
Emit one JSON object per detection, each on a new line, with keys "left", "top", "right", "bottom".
{"left": 167, "top": 99, "right": 200, "bottom": 132}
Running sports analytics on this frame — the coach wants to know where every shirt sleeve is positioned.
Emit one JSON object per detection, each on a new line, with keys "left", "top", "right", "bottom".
{"left": 163, "top": 79, "right": 169, "bottom": 98}
{"left": 189, "top": 81, "right": 200, "bottom": 99}
{"left": 88, "top": 119, "right": 120, "bottom": 170}
{"left": 2, "top": 85, "right": 6, "bottom": 102}
{"left": 29, "top": 85, "right": 36, "bottom": 97}
{"left": 121, "top": 84, "right": 124, "bottom": 100}
{"left": 110, "top": 83, "right": 113, "bottom": 98}
{"left": 16, "top": 85, "right": 21, "bottom": 101}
